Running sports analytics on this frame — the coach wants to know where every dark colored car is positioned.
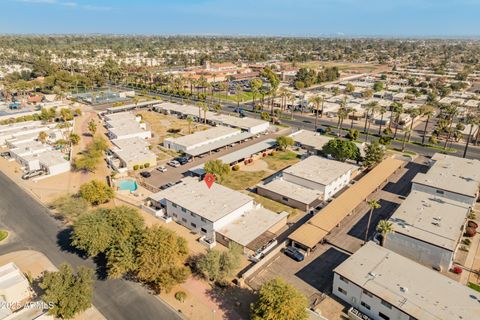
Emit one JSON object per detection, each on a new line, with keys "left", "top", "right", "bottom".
{"left": 176, "top": 157, "right": 191, "bottom": 165}
{"left": 140, "top": 171, "right": 151, "bottom": 178}
{"left": 160, "top": 182, "right": 176, "bottom": 190}
{"left": 316, "top": 128, "right": 326, "bottom": 134}
{"left": 283, "top": 247, "right": 305, "bottom": 262}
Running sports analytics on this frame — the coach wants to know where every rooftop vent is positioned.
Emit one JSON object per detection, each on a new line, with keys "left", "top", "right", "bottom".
{"left": 400, "top": 287, "right": 408, "bottom": 293}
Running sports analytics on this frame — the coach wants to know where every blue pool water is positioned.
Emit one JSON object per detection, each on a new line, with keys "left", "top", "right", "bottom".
{"left": 118, "top": 179, "right": 138, "bottom": 192}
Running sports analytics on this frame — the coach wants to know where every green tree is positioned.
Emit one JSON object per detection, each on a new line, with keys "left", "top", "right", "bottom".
{"left": 197, "top": 243, "right": 242, "bottom": 284}
{"left": 69, "top": 133, "right": 80, "bottom": 146}
{"left": 376, "top": 219, "right": 394, "bottom": 247}
{"left": 365, "top": 199, "right": 381, "bottom": 244}
{"left": 204, "top": 160, "right": 231, "bottom": 182}
{"left": 136, "top": 226, "right": 190, "bottom": 293}
{"left": 363, "top": 141, "right": 385, "bottom": 169}
{"left": 261, "top": 112, "right": 271, "bottom": 122}
{"left": 79, "top": 180, "right": 114, "bottom": 205}
{"left": 40, "top": 263, "right": 94, "bottom": 320}
{"left": 322, "top": 139, "right": 360, "bottom": 162}
{"left": 251, "top": 278, "right": 308, "bottom": 320}
{"left": 276, "top": 136, "right": 294, "bottom": 151}
{"left": 346, "top": 129, "right": 359, "bottom": 141}
{"left": 87, "top": 119, "right": 97, "bottom": 136}
{"left": 186, "top": 115, "right": 194, "bottom": 134}
{"left": 345, "top": 83, "right": 355, "bottom": 94}
{"left": 373, "top": 81, "right": 384, "bottom": 92}
{"left": 38, "top": 131, "right": 48, "bottom": 143}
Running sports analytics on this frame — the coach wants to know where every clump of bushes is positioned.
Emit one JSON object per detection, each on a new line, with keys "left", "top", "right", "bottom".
{"left": 232, "top": 165, "right": 240, "bottom": 171}
{"left": 175, "top": 291, "right": 187, "bottom": 302}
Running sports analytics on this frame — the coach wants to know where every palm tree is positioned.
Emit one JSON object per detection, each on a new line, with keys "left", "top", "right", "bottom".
{"left": 365, "top": 199, "right": 381, "bottom": 244}
{"left": 419, "top": 104, "right": 435, "bottom": 145}
{"left": 202, "top": 105, "right": 209, "bottom": 124}
{"left": 378, "top": 106, "right": 387, "bottom": 136}
{"left": 376, "top": 220, "right": 394, "bottom": 247}
{"left": 186, "top": 115, "right": 194, "bottom": 134}
{"left": 391, "top": 102, "right": 404, "bottom": 140}
{"left": 443, "top": 103, "right": 459, "bottom": 150}
{"left": 288, "top": 94, "right": 296, "bottom": 120}
{"left": 406, "top": 108, "right": 420, "bottom": 143}
{"left": 309, "top": 95, "right": 323, "bottom": 131}
{"left": 401, "top": 127, "right": 411, "bottom": 152}
{"left": 364, "top": 102, "right": 379, "bottom": 142}
{"left": 463, "top": 112, "right": 479, "bottom": 158}
{"left": 197, "top": 102, "right": 205, "bottom": 121}
{"left": 337, "top": 107, "right": 348, "bottom": 136}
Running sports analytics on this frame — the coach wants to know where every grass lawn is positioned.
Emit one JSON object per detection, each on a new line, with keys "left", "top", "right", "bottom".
{"left": 263, "top": 150, "right": 301, "bottom": 171}
{"left": 220, "top": 170, "right": 268, "bottom": 190}
{"left": 468, "top": 282, "right": 480, "bottom": 293}
{"left": 137, "top": 111, "right": 209, "bottom": 144}
{"left": 213, "top": 91, "right": 254, "bottom": 103}
{"left": 0, "top": 230, "right": 8, "bottom": 242}
{"left": 245, "top": 191, "right": 300, "bottom": 217}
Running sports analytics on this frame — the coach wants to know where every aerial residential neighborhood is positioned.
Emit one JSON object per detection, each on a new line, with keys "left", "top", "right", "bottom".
{"left": 1, "top": 1, "right": 480, "bottom": 320}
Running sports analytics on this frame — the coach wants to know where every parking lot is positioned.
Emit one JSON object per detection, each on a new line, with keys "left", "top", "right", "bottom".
{"left": 138, "top": 131, "right": 282, "bottom": 189}
{"left": 246, "top": 156, "right": 430, "bottom": 306}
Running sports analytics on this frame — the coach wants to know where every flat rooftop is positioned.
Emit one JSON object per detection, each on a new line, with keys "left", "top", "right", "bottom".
{"left": 258, "top": 178, "right": 323, "bottom": 204}
{"left": 283, "top": 156, "right": 357, "bottom": 186}
{"left": 334, "top": 242, "right": 480, "bottom": 320}
{"left": 388, "top": 190, "right": 469, "bottom": 251}
{"left": 412, "top": 153, "right": 480, "bottom": 198}
{"left": 189, "top": 138, "right": 276, "bottom": 175}
{"left": 289, "top": 130, "right": 332, "bottom": 150}
{"left": 218, "top": 208, "right": 288, "bottom": 247}
{"left": 108, "top": 124, "right": 149, "bottom": 138}
{"left": 165, "top": 126, "right": 239, "bottom": 148}
{"left": 111, "top": 137, "right": 155, "bottom": 163}
{"left": 149, "top": 177, "right": 253, "bottom": 222}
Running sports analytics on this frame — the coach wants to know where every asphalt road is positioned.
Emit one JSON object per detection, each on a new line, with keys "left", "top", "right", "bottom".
{"left": 111, "top": 85, "right": 480, "bottom": 160}
{"left": 0, "top": 171, "right": 182, "bottom": 320}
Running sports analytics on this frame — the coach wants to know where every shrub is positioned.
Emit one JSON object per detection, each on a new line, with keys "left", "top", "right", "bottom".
{"left": 467, "top": 220, "right": 478, "bottom": 229}
{"left": 270, "top": 150, "right": 276, "bottom": 156}
{"left": 79, "top": 180, "right": 114, "bottom": 206}
{"left": 133, "top": 165, "right": 139, "bottom": 171}
{"left": 144, "top": 163, "right": 150, "bottom": 168}
{"left": 462, "top": 238, "right": 472, "bottom": 246}
{"left": 232, "top": 165, "right": 240, "bottom": 171}
{"left": 465, "top": 227, "right": 477, "bottom": 237}
{"left": 469, "top": 212, "right": 477, "bottom": 219}
{"left": 174, "top": 291, "right": 187, "bottom": 303}
{"left": 139, "top": 165, "right": 144, "bottom": 170}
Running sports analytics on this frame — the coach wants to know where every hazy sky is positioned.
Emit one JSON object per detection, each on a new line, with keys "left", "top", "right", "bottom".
{"left": 1, "top": 0, "right": 479, "bottom": 37}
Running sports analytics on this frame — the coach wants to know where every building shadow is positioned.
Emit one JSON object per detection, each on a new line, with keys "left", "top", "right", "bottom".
{"left": 347, "top": 199, "right": 398, "bottom": 240}
{"left": 295, "top": 247, "right": 349, "bottom": 293}
{"left": 205, "top": 284, "right": 256, "bottom": 320}
{"left": 382, "top": 161, "right": 428, "bottom": 196}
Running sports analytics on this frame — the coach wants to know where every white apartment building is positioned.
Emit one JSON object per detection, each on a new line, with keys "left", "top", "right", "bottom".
{"left": 412, "top": 153, "right": 480, "bottom": 206}
{"left": 333, "top": 242, "right": 480, "bottom": 320}
{"left": 108, "top": 137, "right": 157, "bottom": 172}
{"left": 104, "top": 112, "right": 151, "bottom": 140}
{"left": 0, "top": 262, "right": 33, "bottom": 316}
{"left": 385, "top": 190, "right": 470, "bottom": 271}
{"left": 146, "top": 177, "right": 287, "bottom": 251}
{"left": 257, "top": 156, "right": 358, "bottom": 211}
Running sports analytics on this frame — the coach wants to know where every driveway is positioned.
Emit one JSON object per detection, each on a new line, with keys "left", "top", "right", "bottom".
{"left": 0, "top": 171, "right": 182, "bottom": 320}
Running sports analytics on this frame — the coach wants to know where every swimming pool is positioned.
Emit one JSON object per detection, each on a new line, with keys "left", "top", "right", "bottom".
{"left": 118, "top": 179, "right": 138, "bottom": 192}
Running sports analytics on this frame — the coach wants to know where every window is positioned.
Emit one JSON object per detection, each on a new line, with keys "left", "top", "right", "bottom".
{"left": 172, "top": 203, "right": 177, "bottom": 208}
{"left": 201, "top": 228, "right": 207, "bottom": 233}
{"left": 190, "top": 212, "right": 196, "bottom": 218}
{"left": 181, "top": 218, "right": 187, "bottom": 223}
{"left": 381, "top": 300, "right": 392, "bottom": 309}
{"left": 181, "top": 207, "right": 187, "bottom": 213}
{"left": 172, "top": 213, "right": 177, "bottom": 218}
{"left": 378, "top": 312, "right": 390, "bottom": 320}
{"left": 191, "top": 222, "right": 197, "bottom": 228}
{"left": 360, "top": 301, "right": 371, "bottom": 310}
{"left": 201, "top": 217, "right": 206, "bottom": 222}
{"left": 337, "top": 287, "right": 347, "bottom": 295}
{"left": 282, "top": 196, "right": 289, "bottom": 202}
{"left": 339, "top": 276, "right": 349, "bottom": 284}
{"left": 362, "top": 289, "right": 372, "bottom": 298}
{"left": 436, "top": 190, "right": 444, "bottom": 195}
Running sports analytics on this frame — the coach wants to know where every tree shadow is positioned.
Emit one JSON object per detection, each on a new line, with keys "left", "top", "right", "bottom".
{"left": 56, "top": 227, "right": 86, "bottom": 258}
{"left": 205, "top": 283, "right": 256, "bottom": 320}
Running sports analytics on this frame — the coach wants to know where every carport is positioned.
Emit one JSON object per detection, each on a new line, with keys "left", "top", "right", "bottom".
{"left": 288, "top": 157, "right": 404, "bottom": 253}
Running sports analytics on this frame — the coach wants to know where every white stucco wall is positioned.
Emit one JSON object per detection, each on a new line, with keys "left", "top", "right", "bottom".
{"left": 411, "top": 182, "right": 476, "bottom": 206}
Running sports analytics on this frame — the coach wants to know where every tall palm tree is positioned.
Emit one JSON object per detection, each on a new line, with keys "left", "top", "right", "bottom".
{"left": 337, "top": 107, "right": 348, "bottom": 136}
{"left": 365, "top": 199, "right": 381, "bottom": 244}
{"left": 37, "top": 131, "right": 48, "bottom": 144}
{"left": 197, "top": 102, "right": 204, "bottom": 120}
{"left": 391, "top": 102, "right": 404, "bottom": 140}
{"left": 309, "top": 95, "right": 323, "bottom": 131}
{"left": 419, "top": 104, "right": 435, "bottom": 145}
{"left": 186, "top": 115, "right": 194, "bottom": 134}
{"left": 378, "top": 106, "right": 387, "bottom": 136}
{"left": 443, "top": 103, "right": 459, "bottom": 150}
{"left": 406, "top": 107, "right": 421, "bottom": 143}
{"left": 288, "top": 94, "right": 296, "bottom": 120}
{"left": 376, "top": 220, "right": 394, "bottom": 247}
{"left": 401, "top": 127, "right": 411, "bottom": 152}
{"left": 364, "top": 102, "right": 379, "bottom": 142}
{"left": 202, "top": 105, "right": 208, "bottom": 124}
{"left": 463, "top": 112, "right": 479, "bottom": 158}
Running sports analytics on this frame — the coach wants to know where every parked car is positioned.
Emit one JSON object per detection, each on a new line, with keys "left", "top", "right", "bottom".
{"left": 283, "top": 246, "right": 305, "bottom": 262}
{"left": 156, "top": 166, "right": 167, "bottom": 172}
{"left": 21, "top": 170, "right": 44, "bottom": 180}
{"left": 167, "top": 160, "right": 181, "bottom": 168}
{"left": 176, "top": 157, "right": 191, "bottom": 165}
{"left": 140, "top": 171, "right": 151, "bottom": 178}
{"left": 0, "top": 151, "right": 11, "bottom": 159}
{"left": 316, "top": 128, "right": 326, "bottom": 134}
{"left": 160, "top": 182, "right": 175, "bottom": 190}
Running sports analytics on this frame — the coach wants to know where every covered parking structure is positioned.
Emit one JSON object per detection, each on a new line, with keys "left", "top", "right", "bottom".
{"left": 288, "top": 157, "right": 404, "bottom": 253}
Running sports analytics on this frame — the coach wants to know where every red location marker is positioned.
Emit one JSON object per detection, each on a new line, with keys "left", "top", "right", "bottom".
{"left": 204, "top": 173, "right": 215, "bottom": 189}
